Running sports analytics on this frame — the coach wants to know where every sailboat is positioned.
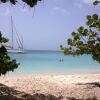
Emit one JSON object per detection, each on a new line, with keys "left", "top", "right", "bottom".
{"left": 7, "top": 16, "right": 24, "bottom": 53}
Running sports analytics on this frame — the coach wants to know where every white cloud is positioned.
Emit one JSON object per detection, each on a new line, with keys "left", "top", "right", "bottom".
{"left": 51, "top": 7, "right": 70, "bottom": 16}
{"left": 81, "top": 0, "right": 96, "bottom": 4}
{"left": 74, "top": 3, "right": 83, "bottom": 9}
{"left": 4, "top": 8, "right": 11, "bottom": 16}
{"left": 21, "top": 8, "right": 28, "bottom": 12}
{"left": 53, "top": 0, "right": 65, "bottom": 3}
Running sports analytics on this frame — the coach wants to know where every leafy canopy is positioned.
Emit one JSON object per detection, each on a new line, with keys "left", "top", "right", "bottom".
{"left": 60, "top": 1, "right": 100, "bottom": 63}
{"left": 0, "top": 0, "right": 41, "bottom": 7}
{"left": 93, "top": 0, "right": 100, "bottom": 5}
{"left": 0, "top": 0, "right": 42, "bottom": 76}
{"left": 0, "top": 32, "right": 19, "bottom": 76}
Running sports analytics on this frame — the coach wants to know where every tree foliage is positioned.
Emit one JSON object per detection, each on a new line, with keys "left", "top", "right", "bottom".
{"left": 93, "top": 0, "right": 100, "bottom": 5}
{"left": 0, "top": 0, "right": 41, "bottom": 7}
{"left": 0, "top": 32, "right": 19, "bottom": 76}
{"left": 0, "top": 0, "right": 42, "bottom": 76}
{"left": 60, "top": 1, "right": 100, "bottom": 63}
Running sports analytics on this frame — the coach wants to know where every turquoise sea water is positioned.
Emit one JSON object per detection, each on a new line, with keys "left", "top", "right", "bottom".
{"left": 9, "top": 50, "right": 100, "bottom": 75}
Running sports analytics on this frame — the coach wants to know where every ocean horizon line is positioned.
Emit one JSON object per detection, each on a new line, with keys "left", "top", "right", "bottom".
{"left": 24, "top": 49, "right": 63, "bottom": 52}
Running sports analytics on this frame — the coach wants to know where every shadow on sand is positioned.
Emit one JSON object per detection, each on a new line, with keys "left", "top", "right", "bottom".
{"left": 0, "top": 83, "right": 98, "bottom": 100}
{"left": 0, "top": 83, "right": 61, "bottom": 100}
{"left": 76, "top": 82, "right": 100, "bottom": 88}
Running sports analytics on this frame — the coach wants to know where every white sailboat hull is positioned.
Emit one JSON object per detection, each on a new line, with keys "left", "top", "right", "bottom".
{"left": 8, "top": 49, "right": 25, "bottom": 53}
{"left": 8, "top": 16, "right": 25, "bottom": 54}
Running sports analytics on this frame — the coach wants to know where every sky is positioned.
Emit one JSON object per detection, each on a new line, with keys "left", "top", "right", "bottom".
{"left": 0, "top": 0, "right": 100, "bottom": 50}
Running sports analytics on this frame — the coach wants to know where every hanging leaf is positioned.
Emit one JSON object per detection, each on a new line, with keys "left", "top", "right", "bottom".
{"left": 92, "top": 14, "right": 98, "bottom": 20}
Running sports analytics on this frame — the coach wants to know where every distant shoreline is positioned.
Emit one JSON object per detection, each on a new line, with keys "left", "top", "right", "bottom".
{"left": 22, "top": 49, "right": 63, "bottom": 52}
{"left": 6, "top": 70, "right": 100, "bottom": 77}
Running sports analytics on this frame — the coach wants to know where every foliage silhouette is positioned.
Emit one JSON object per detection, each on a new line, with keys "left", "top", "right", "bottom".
{"left": 60, "top": 1, "right": 100, "bottom": 63}
{"left": 0, "top": 0, "right": 42, "bottom": 76}
{"left": 0, "top": 32, "right": 19, "bottom": 76}
{"left": 0, "top": 0, "right": 41, "bottom": 7}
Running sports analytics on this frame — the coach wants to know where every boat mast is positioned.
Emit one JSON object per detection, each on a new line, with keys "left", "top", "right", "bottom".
{"left": 10, "top": 16, "right": 24, "bottom": 52}
{"left": 21, "top": 36, "right": 24, "bottom": 51}
{"left": 11, "top": 16, "right": 14, "bottom": 48}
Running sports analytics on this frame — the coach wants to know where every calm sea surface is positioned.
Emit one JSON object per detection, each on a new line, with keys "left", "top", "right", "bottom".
{"left": 9, "top": 50, "right": 100, "bottom": 75}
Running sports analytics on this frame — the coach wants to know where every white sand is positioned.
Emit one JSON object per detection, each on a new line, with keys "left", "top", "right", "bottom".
{"left": 0, "top": 73, "right": 100, "bottom": 99}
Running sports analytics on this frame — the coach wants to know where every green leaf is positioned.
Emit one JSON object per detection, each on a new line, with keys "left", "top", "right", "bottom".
{"left": 0, "top": 32, "right": 2, "bottom": 42}
{"left": 1, "top": 37, "right": 9, "bottom": 43}
{"left": 78, "top": 26, "right": 84, "bottom": 33}
{"left": 87, "top": 15, "right": 91, "bottom": 20}
{"left": 92, "top": 14, "right": 98, "bottom": 20}
{"left": 67, "top": 38, "right": 72, "bottom": 45}
{"left": 97, "top": 37, "right": 100, "bottom": 42}
{"left": 83, "top": 29, "right": 88, "bottom": 36}
{"left": 93, "top": 0, "right": 100, "bottom": 5}
{"left": 86, "top": 19, "right": 93, "bottom": 26}
{"left": 71, "top": 32, "right": 77, "bottom": 36}
{"left": 60, "top": 45, "right": 64, "bottom": 50}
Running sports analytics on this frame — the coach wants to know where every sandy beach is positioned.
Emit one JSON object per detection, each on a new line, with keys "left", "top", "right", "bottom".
{"left": 0, "top": 73, "right": 100, "bottom": 100}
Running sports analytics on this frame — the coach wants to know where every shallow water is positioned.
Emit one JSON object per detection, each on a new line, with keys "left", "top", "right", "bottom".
{"left": 9, "top": 50, "right": 100, "bottom": 75}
